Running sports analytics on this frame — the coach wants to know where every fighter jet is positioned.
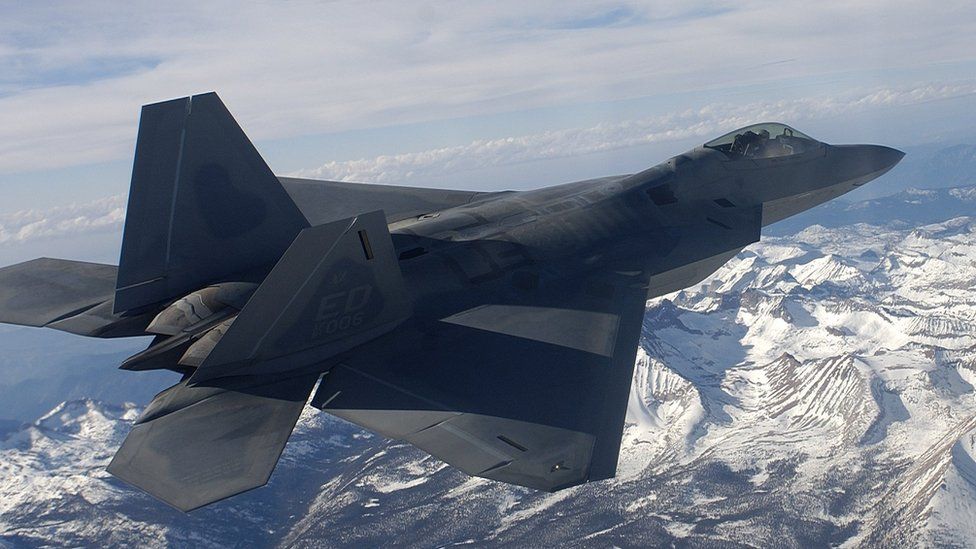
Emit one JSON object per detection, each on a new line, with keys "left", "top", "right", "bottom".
{"left": 0, "top": 93, "right": 903, "bottom": 511}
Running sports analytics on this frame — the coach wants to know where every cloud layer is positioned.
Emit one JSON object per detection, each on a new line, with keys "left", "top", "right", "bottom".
{"left": 295, "top": 81, "right": 976, "bottom": 183}
{"left": 2, "top": 1, "right": 974, "bottom": 252}
{"left": 1, "top": 0, "right": 974, "bottom": 174}
{"left": 2, "top": 77, "right": 971, "bottom": 250}
{"left": 0, "top": 195, "right": 125, "bottom": 246}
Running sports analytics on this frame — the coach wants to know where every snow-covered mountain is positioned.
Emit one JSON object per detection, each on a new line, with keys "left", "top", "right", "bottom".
{"left": 4, "top": 204, "right": 976, "bottom": 547}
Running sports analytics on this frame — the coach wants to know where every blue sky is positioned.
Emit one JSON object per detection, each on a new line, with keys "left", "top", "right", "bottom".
{"left": 0, "top": 0, "right": 974, "bottom": 264}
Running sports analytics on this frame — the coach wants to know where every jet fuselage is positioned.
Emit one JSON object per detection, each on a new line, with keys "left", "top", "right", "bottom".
{"left": 387, "top": 140, "right": 903, "bottom": 323}
{"left": 0, "top": 95, "right": 907, "bottom": 511}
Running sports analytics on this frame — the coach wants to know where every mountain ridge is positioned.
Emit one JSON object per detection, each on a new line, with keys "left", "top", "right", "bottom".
{"left": 0, "top": 178, "right": 976, "bottom": 548}
{"left": 3, "top": 192, "right": 976, "bottom": 547}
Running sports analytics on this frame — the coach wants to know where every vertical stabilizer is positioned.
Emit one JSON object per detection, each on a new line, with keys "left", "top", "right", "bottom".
{"left": 114, "top": 92, "right": 309, "bottom": 313}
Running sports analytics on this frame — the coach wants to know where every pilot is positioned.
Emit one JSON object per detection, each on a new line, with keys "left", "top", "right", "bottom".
{"left": 731, "top": 131, "right": 752, "bottom": 155}
{"left": 732, "top": 130, "right": 763, "bottom": 156}
{"left": 752, "top": 129, "right": 770, "bottom": 156}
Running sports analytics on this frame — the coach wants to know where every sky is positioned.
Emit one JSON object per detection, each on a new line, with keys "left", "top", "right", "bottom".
{"left": 0, "top": 0, "right": 975, "bottom": 265}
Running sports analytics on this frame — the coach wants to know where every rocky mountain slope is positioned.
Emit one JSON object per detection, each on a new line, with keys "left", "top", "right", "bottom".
{"left": 3, "top": 212, "right": 976, "bottom": 547}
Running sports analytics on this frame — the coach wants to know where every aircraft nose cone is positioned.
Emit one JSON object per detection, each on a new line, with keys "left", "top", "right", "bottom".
{"left": 865, "top": 145, "right": 906, "bottom": 173}
{"left": 830, "top": 144, "right": 905, "bottom": 187}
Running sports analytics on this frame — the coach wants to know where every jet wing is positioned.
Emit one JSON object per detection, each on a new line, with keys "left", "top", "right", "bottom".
{"left": 278, "top": 176, "right": 501, "bottom": 225}
{"left": 313, "top": 268, "right": 650, "bottom": 491}
{"left": 312, "top": 203, "right": 762, "bottom": 491}
{"left": 107, "top": 373, "right": 318, "bottom": 512}
{"left": 0, "top": 258, "right": 148, "bottom": 337}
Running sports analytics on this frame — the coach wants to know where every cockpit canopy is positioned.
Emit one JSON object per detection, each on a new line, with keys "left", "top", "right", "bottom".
{"left": 704, "top": 123, "right": 819, "bottom": 159}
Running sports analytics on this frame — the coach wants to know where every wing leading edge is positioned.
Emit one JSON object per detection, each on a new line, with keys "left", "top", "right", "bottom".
{"left": 279, "top": 177, "right": 502, "bottom": 226}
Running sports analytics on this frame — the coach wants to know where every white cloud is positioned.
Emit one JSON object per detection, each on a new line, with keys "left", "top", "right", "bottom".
{"left": 1, "top": 78, "right": 970, "bottom": 248}
{"left": 0, "top": 195, "right": 125, "bottom": 246}
{"left": 295, "top": 82, "right": 976, "bottom": 183}
{"left": 0, "top": 0, "right": 974, "bottom": 174}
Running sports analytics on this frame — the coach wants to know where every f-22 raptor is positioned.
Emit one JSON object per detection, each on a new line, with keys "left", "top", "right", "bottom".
{"left": 0, "top": 93, "right": 903, "bottom": 511}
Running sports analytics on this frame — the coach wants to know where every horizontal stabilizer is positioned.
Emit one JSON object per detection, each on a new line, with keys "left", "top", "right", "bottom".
{"left": 0, "top": 258, "right": 149, "bottom": 337}
{"left": 107, "top": 373, "right": 318, "bottom": 512}
{"left": 189, "top": 210, "right": 411, "bottom": 384}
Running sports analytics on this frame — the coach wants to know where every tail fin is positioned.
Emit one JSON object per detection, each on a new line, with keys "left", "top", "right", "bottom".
{"left": 114, "top": 92, "right": 309, "bottom": 313}
{"left": 187, "top": 210, "right": 412, "bottom": 384}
